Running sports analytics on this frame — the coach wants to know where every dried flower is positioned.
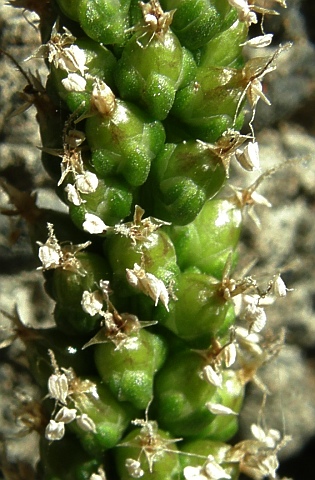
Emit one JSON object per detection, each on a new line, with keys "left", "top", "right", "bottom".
{"left": 37, "top": 223, "right": 91, "bottom": 273}
{"left": 126, "top": 264, "right": 169, "bottom": 310}
{"left": 205, "top": 403, "right": 238, "bottom": 416}
{"left": 125, "top": 458, "right": 144, "bottom": 478}
{"left": 91, "top": 80, "right": 116, "bottom": 116}
{"left": 184, "top": 455, "right": 231, "bottom": 480}
{"left": 81, "top": 290, "right": 104, "bottom": 316}
{"left": 228, "top": 0, "right": 258, "bottom": 26}
{"left": 241, "top": 34, "right": 274, "bottom": 48}
{"left": 243, "top": 301, "right": 267, "bottom": 333}
{"left": 201, "top": 365, "right": 223, "bottom": 388}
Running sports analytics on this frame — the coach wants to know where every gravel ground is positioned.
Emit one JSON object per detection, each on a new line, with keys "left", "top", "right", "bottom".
{"left": 0, "top": 1, "right": 315, "bottom": 479}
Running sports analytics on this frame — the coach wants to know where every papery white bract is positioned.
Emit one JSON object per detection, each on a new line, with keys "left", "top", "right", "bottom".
{"left": 183, "top": 466, "right": 208, "bottom": 480}
{"left": 54, "top": 406, "right": 77, "bottom": 424}
{"left": 201, "top": 365, "right": 223, "bottom": 388}
{"left": 62, "top": 72, "right": 87, "bottom": 92}
{"left": 235, "top": 141, "right": 260, "bottom": 172}
{"left": 45, "top": 419, "right": 65, "bottom": 441}
{"left": 76, "top": 413, "right": 97, "bottom": 433}
{"left": 242, "top": 34, "right": 274, "bottom": 48}
{"left": 83, "top": 213, "right": 108, "bottom": 234}
{"left": 251, "top": 424, "right": 281, "bottom": 448}
{"left": 205, "top": 403, "right": 238, "bottom": 416}
{"left": 76, "top": 171, "right": 99, "bottom": 194}
{"left": 48, "top": 373, "right": 69, "bottom": 404}
{"left": 272, "top": 274, "right": 288, "bottom": 297}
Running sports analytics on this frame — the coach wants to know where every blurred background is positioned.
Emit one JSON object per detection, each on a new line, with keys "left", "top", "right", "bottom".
{"left": 0, "top": 0, "right": 314, "bottom": 478}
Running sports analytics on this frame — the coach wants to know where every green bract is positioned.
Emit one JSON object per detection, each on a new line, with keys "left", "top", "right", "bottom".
{"left": 85, "top": 98, "right": 165, "bottom": 187}
{"left": 115, "top": 25, "right": 196, "bottom": 120}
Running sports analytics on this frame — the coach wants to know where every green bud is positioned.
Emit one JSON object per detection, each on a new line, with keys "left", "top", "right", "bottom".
{"left": 153, "top": 350, "right": 218, "bottom": 437}
{"left": 172, "top": 66, "right": 245, "bottom": 142}
{"left": 196, "top": 19, "right": 248, "bottom": 68}
{"left": 105, "top": 229, "right": 179, "bottom": 297}
{"left": 149, "top": 141, "right": 226, "bottom": 224}
{"left": 167, "top": 198, "right": 242, "bottom": 278}
{"left": 160, "top": 0, "right": 234, "bottom": 50}
{"left": 69, "top": 378, "right": 135, "bottom": 457}
{"left": 204, "top": 370, "right": 245, "bottom": 442}
{"left": 78, "top": 0, "right": 132, "bottom": 46}
{"left": 85, "top": 99, "right": 165, "bottom": 187}
{"left": 94, "top": 329, "right": 168, "bottom": 409}
{"left": 154, "top": 353, "right": 244, "bottom": 440}
{"left": 156, "top": 270, "right": 235, "bottom": 347}
{"left": 115, "top": 27, "right": 196, "bottom": 120}
{"left": 69, "top": 176, "right": 134, "bottom": 230}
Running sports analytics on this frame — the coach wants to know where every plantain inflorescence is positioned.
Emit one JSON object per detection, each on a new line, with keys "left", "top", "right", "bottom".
{"left": 2, "top": 0, "right": 293, "bottom": 479}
